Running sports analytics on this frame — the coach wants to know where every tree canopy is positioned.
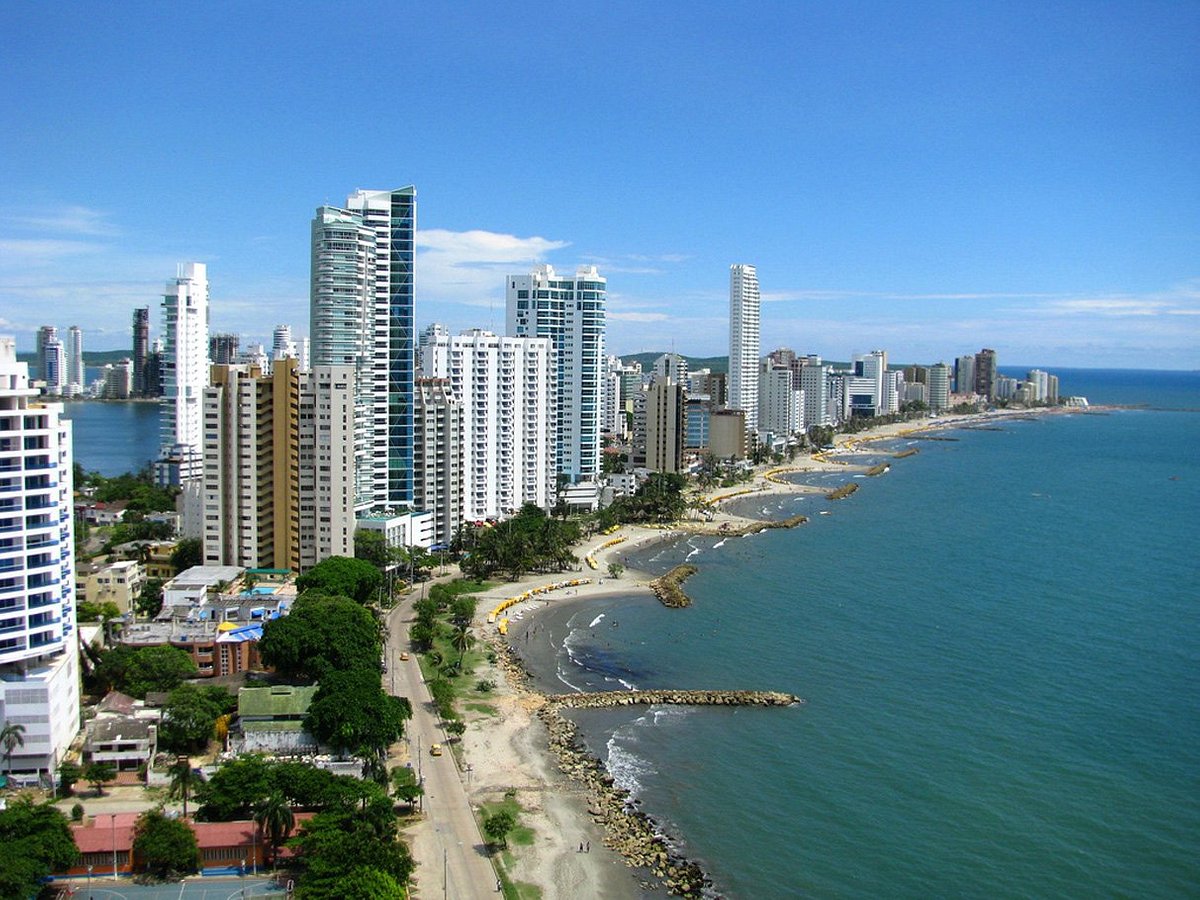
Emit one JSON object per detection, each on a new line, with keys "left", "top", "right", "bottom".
{"left": 258, "top": 594, "right": 382, "bottom": 682}
{"left": 170, "top": 537, "right": 203, "bottom": 574}
{"left": 132, "top": 809, "right": 201, "bottom": 880}
{"left": 458, "top": 504, "right": 580, "bottom": 581}
{"left": 304, "top": 669, "right": 412, "bottom": 756}
{"left": 96, "top": 644, "right": 198, "bottom": 698}
{"left": 158, "top": 684, "right": 236, "bottom": 754}
{"left": 0, "top": 797, "right": 79, "bottom": 898}
{"left": 296, "top": 555, "right": 383, "bottom": 605}
{"left": 195, "top": 755, "right": 384, "bottom": 822}
{"left": 289, "top": 808, "right": 413, "bottom": 899}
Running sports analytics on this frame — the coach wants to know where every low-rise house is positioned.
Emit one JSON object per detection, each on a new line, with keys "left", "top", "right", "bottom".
{"left": 229, "top": 684, "right": 319, "bottom": 755}
{"left": 84, "top": 559, "right": 145, "bottom": 616}
{"left": 82, "top": 691, "right": 161, "bottom": 773}
{"left": 62, "top": 812, "right": 312, "bottom": 878}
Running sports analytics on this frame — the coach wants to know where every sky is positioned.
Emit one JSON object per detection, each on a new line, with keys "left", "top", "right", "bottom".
{"left": 1, "top": 2, "right": 1197, "bottom": 369}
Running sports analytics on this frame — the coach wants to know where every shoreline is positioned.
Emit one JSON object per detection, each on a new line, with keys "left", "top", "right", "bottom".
{"left": 458, "top": 405, "right": 1095, "bottom": 897}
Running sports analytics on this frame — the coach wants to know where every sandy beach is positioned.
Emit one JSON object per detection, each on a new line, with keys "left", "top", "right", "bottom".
{"left": 453, "top": 405, "right": 1086, "bottom": 897}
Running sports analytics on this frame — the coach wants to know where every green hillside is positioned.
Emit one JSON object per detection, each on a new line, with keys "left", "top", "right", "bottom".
{"left": 620, "top": 352, "right": 728, "bottom": 374}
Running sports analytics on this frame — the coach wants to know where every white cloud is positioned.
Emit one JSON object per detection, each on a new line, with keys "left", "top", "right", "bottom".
{"left": 608, "top": 311, "right": 670, "bottom": 323}
{"left": 0, "top": 205, "right": 118, "bottom": 237}
{"left": 0, "top": 239, "right": 108, "bottom": 264}
{"left": 417, "top": 228, "right": 569, "bottom": 310}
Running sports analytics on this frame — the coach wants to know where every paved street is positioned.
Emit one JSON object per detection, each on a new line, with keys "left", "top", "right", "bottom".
{"left": 386, "top": 578, "right": 499, "bottom": 900}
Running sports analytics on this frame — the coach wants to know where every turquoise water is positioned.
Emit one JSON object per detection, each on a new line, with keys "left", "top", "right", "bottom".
{"left": 536, "top": 399, "right": 1199, "bottom": 896}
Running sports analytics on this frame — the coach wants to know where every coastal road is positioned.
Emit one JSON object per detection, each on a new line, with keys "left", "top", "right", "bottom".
{"left": 385, "top": 577, "right": 499, "bottom": 900}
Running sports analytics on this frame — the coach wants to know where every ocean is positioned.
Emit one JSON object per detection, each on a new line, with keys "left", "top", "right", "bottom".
{"left": 522, "top": 369, "right": 1200, "bottom": 898}
{"left": 61, "top": 400, "right": 161, "bottom": 476}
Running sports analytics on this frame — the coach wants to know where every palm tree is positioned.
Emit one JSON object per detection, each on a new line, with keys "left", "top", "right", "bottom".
{"left": 253, "top": 792, "right": 295, "bottom": 870}
{"left": 450, "top": 623, "right": 473, "bottom": 669}
{"left": 167, "top": 756, "right": 202, "bottom": 819}
{"left": 1, "top": 721, "right": 25, "bottom": 776}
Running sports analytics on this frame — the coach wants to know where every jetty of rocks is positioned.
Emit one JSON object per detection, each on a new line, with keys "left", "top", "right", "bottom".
{"left": 649, "top": 564, "right": 698, "bottom": 607}
{"left": 546, "top": 689, "right": 802, "bottom": 709}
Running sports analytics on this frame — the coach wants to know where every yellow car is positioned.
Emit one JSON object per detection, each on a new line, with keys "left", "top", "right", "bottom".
{"left": 430, "top": 743, "right": 442, "bottom": 756}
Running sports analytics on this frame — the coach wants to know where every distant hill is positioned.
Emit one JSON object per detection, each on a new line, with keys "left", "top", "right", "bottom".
{"left": 621, "top": 352, "right": 728, "bottom": 374}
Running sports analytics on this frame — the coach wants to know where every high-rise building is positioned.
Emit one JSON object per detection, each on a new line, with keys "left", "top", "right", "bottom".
{"left": 759, "top": 361, "right": 804, "bottom": 438}
{"left": 344, "top": 187, "right": 417, "bottom": 506}
{"left": 954, "top": 354, "right": 976, "bottom": 395}
{"left": 132, "top": 307, "right": 150, "bottom": 396}
{"left": 799, "top": 362, "right": 832, "bottom": 428}
{"left": 156, "top": 263, "right": 209, "bottom": 486}
{"left": 0, "top": 337, "right": 79, "bottom": 782}
{"left": 414, "top": 379, "right": 463, "bottom": 547}
{"left": 66, "top": 326, "right": 84, "bottom": 391}
{"left": 507, "top": 264, "right": 606, "bottom": 484}
{"left": 645, "top": 376, "right": 686, "bottom": 474}
{"left": 35, "top": 325, "right": 58, "bottom": 385}
{"left": 201, "top": 359, "right": 359, "bottom": 572}
{"left": 421, "top": 329, "right": 555, "bottom": 522}
{"left": 272, "top": 324, "right": 296, "bottom": 364}
{"left": 929, "top": 363, "right": 951, "bottom": 411}
{"left": 728, "top": 264, "right": 761, "bottom": 432}
{"left": 310, "top": 205, "right": 378, "bottom": 513}
{"left": 209, "top": 333, "right": 240, "bottom": 366}
{"left": 974, "top": 349, "right": 997, "bottom": 400}
{"left": 42, "top": 337, "right": 66, "bottom": 394}
{"left": 653, "top": 353, "right": 688, "bottom": 385}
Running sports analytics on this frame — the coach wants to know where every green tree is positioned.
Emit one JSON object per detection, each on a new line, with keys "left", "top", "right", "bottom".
{"left": 0, "top": 797, "right": 79, "bottom": 898}
{"left": 159, "top": 684, "right": 234, "bottom": 753}
{"left": 607, "top": 561, "right": 625, "bottom": 579}
{"left": 444, "top": 719, "right": 466, "bottom": 742}
{"left": 304, "top": 669, "right": 412, "bottom": 756}
{"left": 132, "top": 809, "right": 201, "bottom": 879}
{"left": 195, "top": 754, "right": 273, "bottom": 822}
{"left": 136, "top": 577, "right": 165, "bottom": 619}
{"left": 167, "top": 757, "right": 203, "bottom": 819}
{"left": 337, "top": 866, "right": 406, "bottom": 900}
{"left": 290, "top": 809, "right": 413, "bottom": 898}
{"left": 1, "top": 721, "right": 25, "bottom": 775}
{"left": 57, "top": 761, "right": 82, "bottom": 797}
{"left": 296, "top": 555, "right": 384, "bottom": 605}
{"left": 169, "top": 537, "right": 203, "bottom": 574}
{"left": 483, "top": 809, "right": 516, "bottom": 849}
{"left": 391, "top": 766, "right": 423, "bottom": 809}
{"left": 83, "top": 761, "right": 117, "bottom": 796}
{"left": 354, "top": 529, "right": 399, "bottom": 574}
{"left": 112, "top": 645, "right": 198, "bottom": 698}
{"left": 258, "top": 594, "right": 382, "bottom": 682}
{"left": 75, "top": 600, "right": 122, "bottom": 623}
{"left": 253, "top": 793, "right": 296, "bottom": 869}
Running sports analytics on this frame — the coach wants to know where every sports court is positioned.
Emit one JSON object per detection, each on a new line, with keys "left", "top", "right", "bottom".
{"left": 53, "top": 876, "right": 288, "bottom": 899}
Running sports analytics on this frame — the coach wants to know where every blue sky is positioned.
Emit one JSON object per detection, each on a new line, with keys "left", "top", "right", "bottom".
{"left": 1, "top": 2, "right": 1197, "bottom": 368}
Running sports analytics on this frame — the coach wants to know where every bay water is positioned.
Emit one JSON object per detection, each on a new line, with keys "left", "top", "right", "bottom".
{"left": 61, "top": 400, "right": 160, "bottom": 476}
{"left": 530, "top": 371, "right": 1199, "bottom": 898}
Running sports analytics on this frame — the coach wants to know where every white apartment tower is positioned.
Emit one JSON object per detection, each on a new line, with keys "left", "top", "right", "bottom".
{"left": 414, "top": 379, "right": 463, "bottom": 547}
{"left": 66, "top": 326, "right": 84, "bottom": 393}
{"left": 506, "top": 264, "right": 606, "bottom": 484}
{"left": 344, "top": 187, "right": 417, "bottom": 507}
{"left": 421, "top": 329, "right": 555, "bottom": 522}
{"left": 310, "top": 206, "right": 378, "bottom": 513}
{"left": 929, "top": 363, "right": 951, "bottom": 411}
{"left": 0, "top": 338, "right": 79, "bottom": 782}
{"left": 157, "top": 263, "right": 209, "bottom": 485}
{"left": 728, "top": 264, "right": 761, "bottom": 432}
{"left": 759, "top": 362, "right": 804, "bottom": 438}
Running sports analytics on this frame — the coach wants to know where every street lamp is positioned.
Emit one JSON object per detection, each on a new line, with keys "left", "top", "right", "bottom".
{"left": 240, "top": 858, "right": 247, "bottom": 898}
{"left": 111, "top": 813, "right": 118, "bottom": 880}
{"left": 86, "top": 864, "right": 92, "bottom": 899}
